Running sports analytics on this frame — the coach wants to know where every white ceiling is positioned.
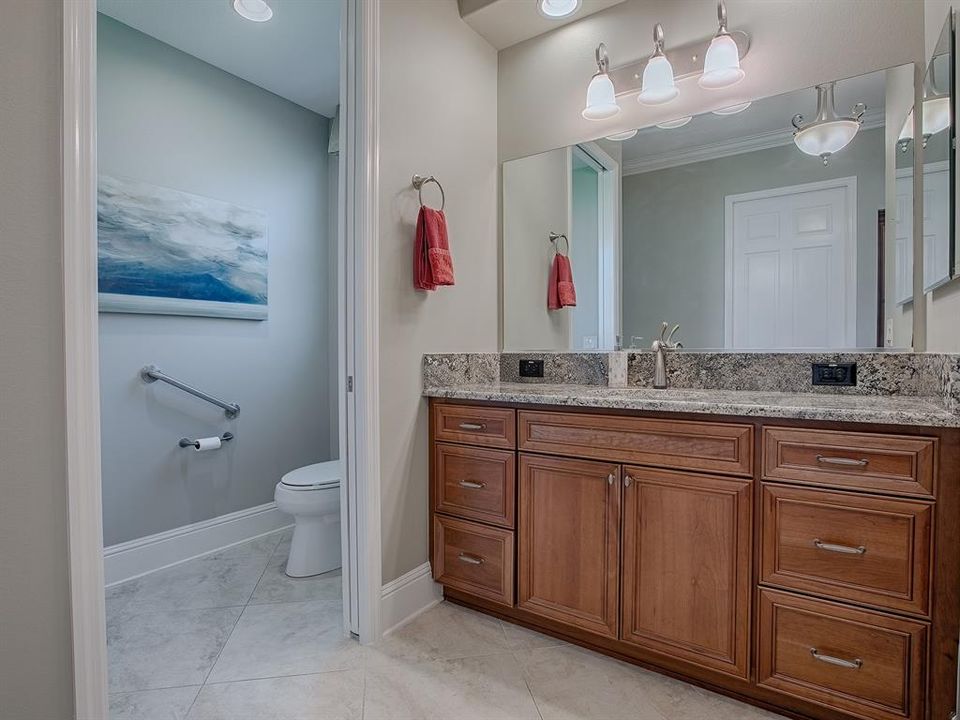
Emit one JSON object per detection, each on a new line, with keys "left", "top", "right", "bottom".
{"left": 460, "top": 0, "right": 626, "bottom": 51}
{"left": 98, "top": 0, "right": 341, "bottom": 117}
{"left": 618, "top": 69, "right": 890, "bottom": 172}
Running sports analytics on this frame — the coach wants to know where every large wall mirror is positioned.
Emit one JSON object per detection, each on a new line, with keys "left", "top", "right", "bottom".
{"left": 502, "top": 63, "right": 929, "bottom": 352}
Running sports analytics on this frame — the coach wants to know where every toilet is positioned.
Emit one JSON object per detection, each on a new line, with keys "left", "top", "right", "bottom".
{"left": 274, "top": 461, "right": 342, "bottom": 578}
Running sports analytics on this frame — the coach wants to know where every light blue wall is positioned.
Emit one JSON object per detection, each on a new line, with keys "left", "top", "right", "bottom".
{"left": 621, "top": 127, "right": 885, "bottom": 349}
{"left": 97, "top": 15, "right": 337, "bottom": 545}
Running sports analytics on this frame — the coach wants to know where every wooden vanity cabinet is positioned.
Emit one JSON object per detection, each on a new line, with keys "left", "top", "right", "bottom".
{"left": 429, "top": 399, "right": 959, "bottom": 720}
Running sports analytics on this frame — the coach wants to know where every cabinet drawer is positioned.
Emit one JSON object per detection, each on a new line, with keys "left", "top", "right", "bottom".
{"left": 432, "top": 515, "right": 514, "bottom": 607}
{"left": 758, "top": 590, "right": 927, "bottom": 720}
{"left": 433, "top": 443, "right": 515, "bottom": 528}
{"left": 762, "top": 427, "right": 935, "bottom": 498}
{"left": 761, "top": 485, "right": 932, "bottom": 616}
{"left": 432, "top": 403, "right": 516, "bottom": 449}
{"left": 518, "top": 411, "right": 753, "bottom": 477}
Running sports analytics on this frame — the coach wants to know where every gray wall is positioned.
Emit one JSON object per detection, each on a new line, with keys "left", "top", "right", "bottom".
{"left": 98, "top": 16, "right": 336, "bottom": 546}
{"left": 0, "top": 1, "right": 75, "bottom": 717}
{"left": 621, "top": 127, "right": 885, "bottom": 349}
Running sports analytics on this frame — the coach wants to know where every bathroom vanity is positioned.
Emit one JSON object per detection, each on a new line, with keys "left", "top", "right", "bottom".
{"left": 426, "top": 387, "right": 960, "bottom": 720}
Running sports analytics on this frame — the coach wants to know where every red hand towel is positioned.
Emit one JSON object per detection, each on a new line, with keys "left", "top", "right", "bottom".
{"left": 414, "top": 206, "right": 455, "bottom": 291}
{"left": 547, "top": 253, "right": 577, "bottom": 310}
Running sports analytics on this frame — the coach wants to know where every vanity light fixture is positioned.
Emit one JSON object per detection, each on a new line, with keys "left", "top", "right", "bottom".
{"left": 699, "top": 1, "right": 745, "bottom": 89}
{"left": 605, "top": 129, "right": 639, "bottom": 141}
{"left": 582, "top": 43, "right": 621, "bottom": 120}
{"left": 712, "top": 101, "right": 751, "bottom": 115}
{"left": 922, "top": 96, "right": 951, "bottom": 147}
{"left": 537, "top": 0, "right": 581, "bottom": 19}
{"left": 656, "top": 116, "right": 692, "bottom": 129}
{"left": 638, "top": 24, "right": 678, "bottom": 106}
{"left": 233, "top": 0, "right": 273, "bottom": 22}
{"left": 791, "top": 82, "right": 865, "bottom": 165}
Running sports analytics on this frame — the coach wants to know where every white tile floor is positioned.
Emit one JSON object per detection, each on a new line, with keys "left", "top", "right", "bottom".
{"left": 106, "top": 530, "right": 785, "bottom": 720}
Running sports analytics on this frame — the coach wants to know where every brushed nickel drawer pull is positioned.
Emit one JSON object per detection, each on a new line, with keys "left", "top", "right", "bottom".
{"left": 814, "top": 538, "right": 866, "bottom": 555}
{"left": 810, "top": 648, "right": 863, "bottom": 669}
{"left": 458, "top": 480, "right": 486, "bottom": 489}
{"left": 458, "top": 553, "right": 484, "bottom": 565}
{"left": 458, "top": 422, "right": 486, "bottom": 431}
{"left": 816, "top": 454, "right": 869, "bottom": 467}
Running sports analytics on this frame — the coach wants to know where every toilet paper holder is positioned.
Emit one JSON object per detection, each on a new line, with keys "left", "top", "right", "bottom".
{"left": 179, "top": 432, "right": 234, "bottom": 449}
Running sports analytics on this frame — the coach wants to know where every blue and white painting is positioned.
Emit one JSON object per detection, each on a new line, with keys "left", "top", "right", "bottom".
{"left": 98, "top": 175, "right": 268, "bottom": 319}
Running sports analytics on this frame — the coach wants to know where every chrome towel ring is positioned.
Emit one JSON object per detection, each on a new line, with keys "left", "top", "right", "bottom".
{"left": 412, "top": 174, "right": 445, "bottom": 211}
{"left": 549, "top": 231, "right": 570, "bottom": 254}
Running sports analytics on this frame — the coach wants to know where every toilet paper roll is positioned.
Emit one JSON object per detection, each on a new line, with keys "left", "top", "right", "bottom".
{"left": 195, "top": 436, "right": 222, "bottom": 452}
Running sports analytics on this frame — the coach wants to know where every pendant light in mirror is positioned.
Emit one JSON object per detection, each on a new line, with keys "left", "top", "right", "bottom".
{"left": 582, "top": 43, "right": 620, "bottom": 120}
{"left": 791, "top": 82, "right": 865, "bottom": 165}
{"left": 898, "top": 108, "right": 915, "bottom": 153}
{"left": 712, "top": 101, "right": 751, "bottom": 115}
{"left": 700, "top": 1, "right": 745, "bottom": 89}
{"left": 656, "top": 116, "right": 692, "bottom": 129}
{"left": 605, "top": 129, "right": 639, "bottom": 141}
{"left": 638, "top": 24, "right": 678, "bottom": 106}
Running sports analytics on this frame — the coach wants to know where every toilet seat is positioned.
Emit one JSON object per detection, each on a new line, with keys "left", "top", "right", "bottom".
{"left": 280, "top": 461, "right": 341, "bottom": 491}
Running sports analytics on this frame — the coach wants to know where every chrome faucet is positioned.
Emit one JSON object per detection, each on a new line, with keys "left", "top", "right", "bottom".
{"left": 651, "top": 322, "right": 682, "bottom": 389}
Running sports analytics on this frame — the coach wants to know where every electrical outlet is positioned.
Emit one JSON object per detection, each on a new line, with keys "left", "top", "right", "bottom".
{"left": 812, "top": 362, "right": 857, "bottom": 386}
{"left": 582, "top": 336, "right": 598, "bottom": 349}
{"left": 519, "top": 359, "right": 544, "bottom": 378}
{"left": 885, "top": 318, "right": 894, "bottom": 347}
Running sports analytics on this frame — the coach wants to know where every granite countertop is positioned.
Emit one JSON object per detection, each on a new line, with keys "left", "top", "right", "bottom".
{"left": 423, "top": 382, "right": 960, "bottom": 427}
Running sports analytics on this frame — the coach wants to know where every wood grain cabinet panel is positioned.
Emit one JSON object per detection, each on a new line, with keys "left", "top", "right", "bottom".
{"left": 518, "top": 411, "right": 753, "bottom": 477}
{"left": 620, "top": 466, "right": 752, "bottom": 679}
{"left": 432, "top": 515, "right": 514, "bottom": 607}
{"left": 518, "top": 454, "right": 621, "bottom": 639}
{"left": 761, "top": 484, "right": 932, "bottom": 616}
{"left": 432, "top": 442, "right": 516, "bottom": 528}
{"left": 762, "top": 427, "right": 936, "bottom": 498}
{"left": 432, "top": 403, "right": 516, "bottom": 449}
{"left": 758, "top": 589, "right": 928, "bottom": 720}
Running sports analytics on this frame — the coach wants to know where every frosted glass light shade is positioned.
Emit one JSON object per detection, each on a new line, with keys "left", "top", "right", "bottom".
{"left": 923, "top": 96, "right": 951, "bottom": 137}
{"left": 605, "top": 129, "right": 638, "bottom": 141}
{"left": 638, "top": 55, "right": 678, "bottom": 106}
{"left": 899, "top": 109, "right": 915, "bottom": 141}
{"left": 699, "top": 33, "right": 744, "bottom": 89}
{"left": 537, "top": 0, "right": 581, "bottom": 18}
{"left": 582, "top": 72, "right": 620, "bottom": 120}
{"left": 656, "top": 116, "right": 692, "bottom": 129}
{"left": 233, "top": 0, "right": 273, "bottom": 22}
{"left": 793, "top": 120, "right": 860, "bottom": 160}
{"left": 712, "top": 101, "right": 751, "bottom": 116}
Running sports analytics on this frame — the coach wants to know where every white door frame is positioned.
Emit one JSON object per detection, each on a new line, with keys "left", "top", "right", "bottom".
{"left": 62, "top": 1, "right": 382, "bottom": 716}
{"left": 723, "top": 176, "right": 859, "bottom": 349}
{"left": 576, "top": 141, "right": 621, "bottom": 350}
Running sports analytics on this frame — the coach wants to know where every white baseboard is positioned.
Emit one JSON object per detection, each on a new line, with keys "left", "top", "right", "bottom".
{"left": 104, "top": 501, "right": 292, "bottom": 586}
{"left": 381, "top": 561, "right": 442, "bottom": 636}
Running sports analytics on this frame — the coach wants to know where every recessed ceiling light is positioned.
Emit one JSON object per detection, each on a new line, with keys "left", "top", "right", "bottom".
{"left": 712, "top": 102, "right": 752, "bottom": 116}
{"left": 605, "top": 129, "right": 639, "bottom": 141}
{"left": 656, "top": 116, "right": 692, "bottom": 130}
{"left": 537, "top": 0, "right": 582, "bottom": 19}
{"left": 233, "top": 0, "right": 273, "bottom": 22}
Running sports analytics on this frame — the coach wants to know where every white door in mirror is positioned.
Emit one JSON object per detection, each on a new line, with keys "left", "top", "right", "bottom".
{"left": 725, "top": 178, "right": 856, "bottom": 349}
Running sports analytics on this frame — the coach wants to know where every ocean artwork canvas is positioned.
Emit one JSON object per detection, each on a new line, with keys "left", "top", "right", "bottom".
{"left": 97, "top": 175, "right": 268, "bottom": 319}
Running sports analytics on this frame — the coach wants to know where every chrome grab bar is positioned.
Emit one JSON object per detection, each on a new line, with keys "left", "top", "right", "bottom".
{"left": 141, "top": 365, "right": 240, "bottom": 418}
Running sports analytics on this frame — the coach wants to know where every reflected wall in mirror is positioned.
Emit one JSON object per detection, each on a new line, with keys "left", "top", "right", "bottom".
{"left": 502, "top": 64, "right": 917, "bottom": 351}
{"left": 924, "top": 11, "right": 954, "bottom": 289}
{"left": 890, "top": 104, "right": 914, "bottom": 347}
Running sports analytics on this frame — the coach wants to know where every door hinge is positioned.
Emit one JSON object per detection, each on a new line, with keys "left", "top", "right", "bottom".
{"left": 347, "top": 376, "right": 354, "bottom": 392}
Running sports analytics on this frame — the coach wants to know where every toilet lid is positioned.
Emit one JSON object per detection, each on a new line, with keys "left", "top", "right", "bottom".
{"left": 281, "top": 461, "right": 342, "bottom": 489}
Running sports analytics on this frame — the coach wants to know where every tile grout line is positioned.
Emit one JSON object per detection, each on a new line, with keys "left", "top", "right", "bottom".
{"left": 184, "top": 530, "right": 287, "bottom": 718}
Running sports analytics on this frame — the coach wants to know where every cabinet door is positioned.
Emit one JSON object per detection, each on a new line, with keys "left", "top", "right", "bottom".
{"left": 518, "top": 454, "right": 620, "bottom": 638}
{"left": 621, "top": 466, "right": 752, "bottom": 678}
